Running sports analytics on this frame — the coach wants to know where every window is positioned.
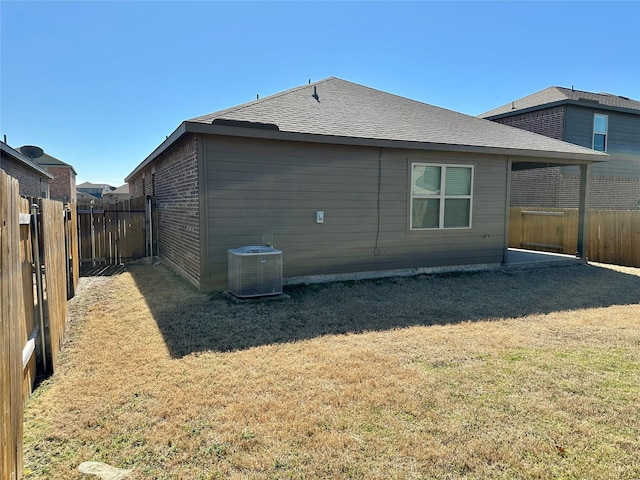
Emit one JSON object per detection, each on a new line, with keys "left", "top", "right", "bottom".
{"left": 593, "top": 114, "right": 608, "bottom": 152}
{"left": 411, "top": 163, "right": 473, "bottom": 229}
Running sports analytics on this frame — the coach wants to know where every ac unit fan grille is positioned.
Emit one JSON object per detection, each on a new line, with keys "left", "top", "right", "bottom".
{"left": 228, "top": 246, "right": 282, "bottom": 298}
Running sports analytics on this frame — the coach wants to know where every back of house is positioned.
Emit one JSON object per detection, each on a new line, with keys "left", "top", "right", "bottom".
{"left": 126, "top": 78, "right": 605, "bottom": 291}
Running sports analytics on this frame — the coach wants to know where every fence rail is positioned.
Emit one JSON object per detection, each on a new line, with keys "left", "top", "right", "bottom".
{"left": 1, "top": 170, "right": 78, "bottom": 480}
{"left": 509, "top": 207, "right": 640, "bottom": 267}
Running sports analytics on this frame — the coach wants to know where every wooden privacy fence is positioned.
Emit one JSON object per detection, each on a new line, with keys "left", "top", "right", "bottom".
{"left": 510, "top": 207, "right": 640, "bottom": 267}
{"left": 1, "top": 170, "right": 78, "bottom": 480}
{"left": 77, "top": 196, "right": 156, "bottom": 270}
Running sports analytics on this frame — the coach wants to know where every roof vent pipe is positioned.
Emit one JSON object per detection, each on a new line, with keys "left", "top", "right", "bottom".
{"left": 312, "top": 86, "right": 320, "bottom": 102}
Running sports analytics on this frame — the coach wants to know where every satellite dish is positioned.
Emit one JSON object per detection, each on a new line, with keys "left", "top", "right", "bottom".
{"left": 21, "top": 145, "right": 44, "bottom": 159}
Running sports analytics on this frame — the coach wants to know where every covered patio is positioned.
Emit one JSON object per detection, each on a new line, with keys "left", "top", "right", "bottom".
{"left": 505, "top": 159, "right": 599, "bottom": 264}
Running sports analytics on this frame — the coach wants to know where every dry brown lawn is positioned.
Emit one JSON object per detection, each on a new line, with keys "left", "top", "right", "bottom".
{"left": 23, "top": 262, "right": 640, "bottom": 479}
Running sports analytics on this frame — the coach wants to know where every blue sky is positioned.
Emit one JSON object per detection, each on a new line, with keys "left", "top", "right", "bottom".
{"left": 2, "top": 1, "right": 639, "bottom": 185}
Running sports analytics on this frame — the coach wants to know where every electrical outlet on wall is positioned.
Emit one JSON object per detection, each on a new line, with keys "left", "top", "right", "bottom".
{"left": 316, "top": 211, "right": 324, "bottom": 224}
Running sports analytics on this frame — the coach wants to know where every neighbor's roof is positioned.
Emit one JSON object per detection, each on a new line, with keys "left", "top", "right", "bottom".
{"left": 17, "top": 146, "right": 78, "bottom": 175}
{"left": 77, "top": 181, "right": 112, "bottom": 189}
{"left": 479, "top": 86, "right": 640, "bottom": 119}
{"left": 1, "top": 141, "right": 54, "bottom": 178}
{"left": 76, "top": 191, "right": 99, "bottom": 200}
{"left": 127, "top": 78, "right": 606, "bottom": 181}
{"left": 104, "top": 184, "right": 129, "bottom": 195}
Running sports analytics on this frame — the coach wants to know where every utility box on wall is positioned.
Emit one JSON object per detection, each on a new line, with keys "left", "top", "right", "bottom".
{"left": 228, "top": 246, "right": 283, "bottom": 298}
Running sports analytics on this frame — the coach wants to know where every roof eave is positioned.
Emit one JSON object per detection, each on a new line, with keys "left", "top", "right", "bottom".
{"left": 483, "top": 99, "right": 640, "bottom": 120}
{"left": 40, "top": 163, "right": 78, "bottom": 176}
{"left": 126, "top": 120, "right": 607, "bottom": 181}
{"left": 0, "top": 142, "right": 55, "bottom": 179}
{"left": 125, "top": 122, "right": 188, "bottom": 182}
{"left": 189, "top": 122, "right": 607, "bottom": 163}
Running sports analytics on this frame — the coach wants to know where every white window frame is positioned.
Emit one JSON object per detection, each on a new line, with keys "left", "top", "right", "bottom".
{"left": 592, "top": 113, "right": 608, "bottom": 152}
{"left": 410, "top": 163, "right": 474, "bottom": 230}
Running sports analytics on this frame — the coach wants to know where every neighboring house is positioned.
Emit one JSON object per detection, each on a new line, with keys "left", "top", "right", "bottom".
{"left": 1, "top": 141, "right": 52, "bottom": 198}
{"left": 102, "top": 184, "right": 130, "bottom": 203}
{"left": 77, "top": 182, "right": 114, "bottom": 199}
{"left": 17, "top": 146, "right": 78, "bottom": 203}
{"left": 76, "top": 191, "right": 96, "bottom": 202}
{"left": 479, "top": 87, "right": 640, "bottom": 209}
{"left": 125, "top": 77, "right": 606, "bottom": 292}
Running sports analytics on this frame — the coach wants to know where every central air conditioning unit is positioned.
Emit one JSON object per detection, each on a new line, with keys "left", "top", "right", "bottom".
{"left": 228, "top": 246, "right": 283, "bottom": 298}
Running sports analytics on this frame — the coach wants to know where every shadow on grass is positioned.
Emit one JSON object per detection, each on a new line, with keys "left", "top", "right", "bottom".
{"left": 80, "top": 263, "right": 126, "bottom": 277}
{"left": 127, "top": 263, "right": 640, "bottom": 358}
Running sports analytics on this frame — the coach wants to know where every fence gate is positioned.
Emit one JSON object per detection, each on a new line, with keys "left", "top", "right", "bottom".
{"left": 77, "top": 197, "right": 155, "bottom": 270}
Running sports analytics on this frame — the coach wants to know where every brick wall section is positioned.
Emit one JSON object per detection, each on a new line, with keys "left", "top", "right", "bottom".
{"left": 129, "top": 174, "right": 142, "bottom": 198}
{"left": 495, "top": 106, "right": 640, "bottom": 209}
{"left": 130, "top": 136, "right": 201, "bottom": 284}
{"left": 560, "top": 175, "right": 640, "bottom": 209}
{"left": 0, "top": 156, "right": 50, "bottom": 198}
{"left": 511, "top": 168, "right": 640, "bottom": 209}
{"left": 494, "top": 106, "right": 565, "bottom": 140}
{"left": 46, "top": 166, "right": 76, "bottom": 202}
{"left": 510, "top": 167, "right": 564, "bottom": 207}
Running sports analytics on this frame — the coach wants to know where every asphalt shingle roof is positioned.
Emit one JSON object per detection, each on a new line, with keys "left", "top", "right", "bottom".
{"left": 189, "top": 77, "right": 604, "bottom": 157}
{"left": 17, "top": 147, "right": 78, "bottom": 175}
{"left": 1, "top": 141, "right": 53, "bottom": 178}
{"left": 479, "top": 86, "right": 640, "bottom": 119}
{"left": 77, "top": 181, "right": 112, "bottom": 189}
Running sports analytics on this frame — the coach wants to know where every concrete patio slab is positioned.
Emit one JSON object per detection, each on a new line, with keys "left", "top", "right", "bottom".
{"left": 506, "top": 248, "right": 584, "bottom": 269}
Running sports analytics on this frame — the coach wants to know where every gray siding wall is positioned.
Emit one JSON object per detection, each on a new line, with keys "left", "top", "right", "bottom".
{"left": 202, "top": 136, "right": 508, "bottom": 290}
{"left": 564, "top": 105, "right": 640, "bottom": 178}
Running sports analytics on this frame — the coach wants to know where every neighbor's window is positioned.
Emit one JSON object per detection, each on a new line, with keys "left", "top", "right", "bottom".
{"left": 593, "top": 113, "right": 608, "bottom": 152}
{"left": 411, "top": 163, "right": 473, "bottom": 229}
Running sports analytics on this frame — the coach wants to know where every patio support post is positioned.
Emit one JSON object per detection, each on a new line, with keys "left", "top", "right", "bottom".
{"left": 503, "top": 157, "right": 512, "bottom": 264}
{"left": 576, "top": 163, "right": 591, "bottom": 260}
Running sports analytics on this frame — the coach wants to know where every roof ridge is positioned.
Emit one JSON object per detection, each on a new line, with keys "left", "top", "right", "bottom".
{"left": 128, "top": 77, "right": 608, "bottom": 181}
{"left": 555, "top": 85, "right": 639, "bottom": 102}
{"left": 38, "top": 152, "right": 72, "bottom": 166}
{"left": 555, "top": 85, "right": 600, "bottom": 96}
{"left": 479, "top": 84, "right": 640, "bottom": 118}
{"left": 191, "top": 77, "right": 337, "bottom": 121}
{"left": 327, "top": 77, "right": 477, "bottom": 116}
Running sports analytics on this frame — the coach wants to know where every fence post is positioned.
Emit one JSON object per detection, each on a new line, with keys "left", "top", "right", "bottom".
{"left": 30, "top": 203, "right": 47, "bottom": 373}
{"left": 1, "top": 171, "right": 24, "bottom": 480}
{"left": 90, "top": 202, "right": 96, "bottom": 267}
{"left": 147, "top": 195, "right": 153, "bottom": 258}
{"left": 576, "top": 163, "right": 591, "bottom": 260}
{"left": 64, "top": 205, "right": 74, "bottom": 299}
